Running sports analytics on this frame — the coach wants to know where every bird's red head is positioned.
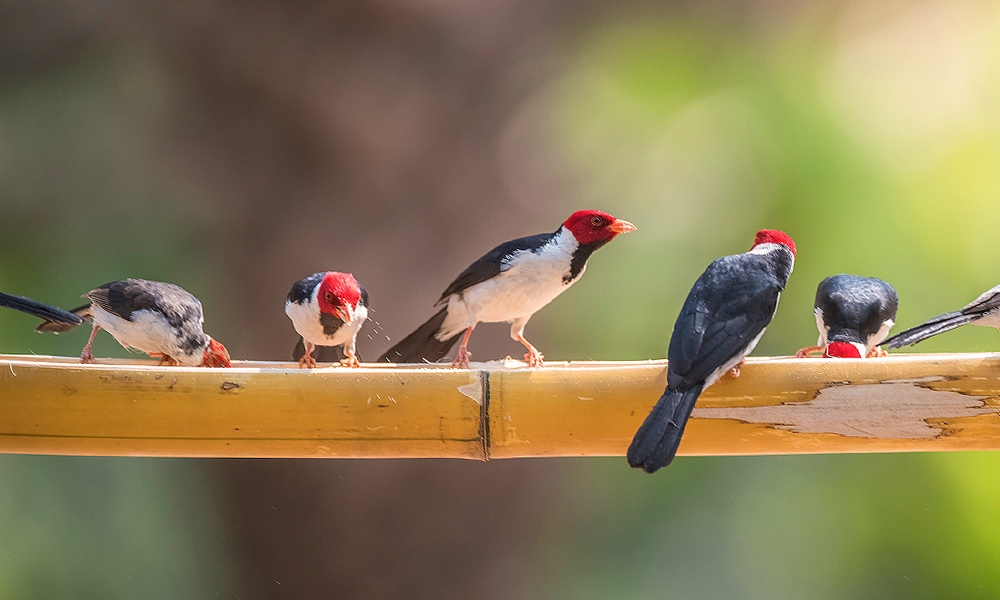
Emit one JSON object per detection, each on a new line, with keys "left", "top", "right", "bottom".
{"left": 752, "top": 229, "right": 796, "bottom": 256}
{"left": 824, "top": 341, "right": 863, "bottom": 358}
{"left": 561, "top": 210, "right": 637, "bottom": 245}
{"left": 201, "top": 338, "right": 232, "bottom": 367}
{"left": 317, "top": 272, "right": 362, "bottom": 321}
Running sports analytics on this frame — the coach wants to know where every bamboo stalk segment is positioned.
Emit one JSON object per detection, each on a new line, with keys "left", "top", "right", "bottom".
{"left": 1, "top": 353, "right": 1000, "bottom": 459}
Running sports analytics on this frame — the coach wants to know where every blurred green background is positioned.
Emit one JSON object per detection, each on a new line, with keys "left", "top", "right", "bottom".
{"left": 3, "top": 0, "right": 1000, "bottom": 597}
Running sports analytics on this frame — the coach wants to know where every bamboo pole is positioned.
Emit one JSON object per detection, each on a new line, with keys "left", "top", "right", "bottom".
{"left": 0, "top": 353, "right": 999, "bottom": 459}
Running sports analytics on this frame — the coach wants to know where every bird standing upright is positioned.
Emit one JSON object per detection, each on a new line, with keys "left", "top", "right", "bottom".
{"left": 378, "top": 210, "right": 636, "bottom": 368}
{"left": 796, "top": 274, "right": 898, "bottom": 358}
{"left": 36, "top": 279, "right": 231, "bottom": 367}
{"left": 0, "top": 291, "right": 83, "bottom": 326}
{"left": 881, "top": 283, "right": 1000, "bottom": 350}
{"left": 285, "top": 271, "right": 369, "bottom": 368}
{"left": 628, "top": 229, "right": 796, "bottom": 473}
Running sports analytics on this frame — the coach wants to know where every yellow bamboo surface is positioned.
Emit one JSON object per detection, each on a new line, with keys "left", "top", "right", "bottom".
{"left": 1, "top": 353, "right": 1000, "bottom": 458}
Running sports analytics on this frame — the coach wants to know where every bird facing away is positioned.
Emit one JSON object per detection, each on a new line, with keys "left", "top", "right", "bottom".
{"left": 796, "top": 274, "right": 898, "bottom": 358}
{"left": 881, "top": 283, "right": 1000, "bottom": 350}
{"left": 378, "top": 210, "right": 636, "bottom": 368}
{"left": 285, "top": 271, "right": 369, "bottom": 368}
{"left": 0, "top": 291, "right": 83, "bottom": 326}
{"left": 37, "top": 279, "right": 231, "bottom": 367}
{"left": 627, "top": 229, "right": 796, "bottom": 474}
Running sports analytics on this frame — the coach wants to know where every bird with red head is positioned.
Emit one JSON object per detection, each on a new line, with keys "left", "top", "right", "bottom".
{"left": 379, "top": 210, "right": 635, "bottom": 368}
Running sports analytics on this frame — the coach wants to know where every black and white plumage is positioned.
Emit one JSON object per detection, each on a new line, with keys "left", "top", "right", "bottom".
{"left": 36, "top": 279, "right": 231, "bottom": 367}
{"left": 881, "top": 283, "right": 1000, "bottom": 350}
{"left": 285, "top": 271, "right": 369, "bottom": 368}
{"left": 0, "top": 291, "right": 83, "bottom": 326}
{"left": 627, "top": 230, "right": 796, "bottom": 474}
{"left": 796, "top": 275, "right": 898, "bottom": 358}
{"left": 378, "top": 210, "right": 635, "bottom": 368}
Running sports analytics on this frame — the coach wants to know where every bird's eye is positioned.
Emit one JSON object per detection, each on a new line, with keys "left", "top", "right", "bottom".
{"left": 325, "top": 292, "right": 334, "bottom": 303}
{"left": 591, "top": 216, "right": 603, "bottom": 227}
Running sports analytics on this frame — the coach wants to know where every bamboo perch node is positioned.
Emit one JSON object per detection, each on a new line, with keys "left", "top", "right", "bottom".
{"left": 1, "top": 353, "right": 1000, "bottom": 459}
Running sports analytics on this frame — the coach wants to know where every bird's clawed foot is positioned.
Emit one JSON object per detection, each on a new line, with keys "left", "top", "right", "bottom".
{"left": 149, "top": 352, "right": 179, "bottom": 366}
{"left": 795, "top": 346, "right": 822, "bottom": 358}
{"left": 729, "top": 361, "right": 744, "bottom": 379}
{"left": 80, "top": 347, "right": 96, "bottom": 364}
{"left": 340, "top": 349, "right": 360, "bottom": 368}
{"left": 867, "top": 346, "right": 888, "bottom": 358}
{"left": 298, "top": 354, "right": 317, "bottom": 369}
{"left": 523, "top": 348, "right": 544, "bottom": 368}
{"left": 451, "top": 345, "right": 472, "bottom": 369}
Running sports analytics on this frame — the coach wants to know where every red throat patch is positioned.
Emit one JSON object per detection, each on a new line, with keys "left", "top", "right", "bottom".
{"left": 202, "top": 338, "right": 231, "bottom": 367}
{"left": 561, "top": 210, "right": 635, "bottom": 245}
{"left": 752, "top": 229, "right": 796, "bottom": 256}
{"left": 317, "top": 272, "right": 361, "bottom": 315}
{"left": 824, "top": 341, "right": 862, "bottom": 358}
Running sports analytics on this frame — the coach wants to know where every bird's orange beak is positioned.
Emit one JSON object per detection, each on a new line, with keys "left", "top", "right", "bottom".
{"left": 609, "top": 219, "right": 637, "bottom": 234}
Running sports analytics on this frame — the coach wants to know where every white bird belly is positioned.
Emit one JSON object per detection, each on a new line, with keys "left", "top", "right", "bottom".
{"left": 285, "top": 300, "right": 367, "bottom": 347}
{"left": 437, "top": 258, "right": 580, "bottom": 339}
{"left": 92, "top": 306, "right": 203, "bottom": 365}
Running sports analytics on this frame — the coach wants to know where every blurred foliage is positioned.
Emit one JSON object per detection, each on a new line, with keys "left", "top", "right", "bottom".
{"left": 534, "top": 3, "right": 1000, "bottom": 598}
{"left": 0, "top": 457, "right": 241, "bottom": 598}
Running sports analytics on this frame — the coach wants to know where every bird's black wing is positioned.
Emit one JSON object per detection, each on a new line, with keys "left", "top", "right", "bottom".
{"left": 959, "top": 284, "right": 1000, "bottom": 315}
{"left": 287, "top": 272, "right": 324, "bottom": 303}
{"left": 89, "top": 279, "right": 202, "bottom": 329}
{"left": 435, "top": 232, "right": 556, "bottom": 304}
{"left": 817, "top": 275, "right": 898, "bottom": 340}
{"left": 667, "top": 254, "right": 784, "bottom": 390}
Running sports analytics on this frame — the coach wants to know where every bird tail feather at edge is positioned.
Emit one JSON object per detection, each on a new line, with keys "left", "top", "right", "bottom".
{"left": 377, "top": 307, "right": 462, "bottom": 364}
{"left": 33, "top": 303, "right": 92, "bottom": 333}
{"left": 627, "top": 384, "right": 704, "bottom": 474}
{"left": 882, "top": 311, "right": 978, "bottom": 349}
{"left": 291, "top": 338, "right": 355, "bottom": 363}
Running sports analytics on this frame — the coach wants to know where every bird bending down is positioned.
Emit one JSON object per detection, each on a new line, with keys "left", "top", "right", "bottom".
{"left": 795, "top": 275, "right": 898, "bottom": 358}
{"left": 285, "top": 271, "right": 369, "bottom": 368}
{"left": 628, "top": 230, "right": 796, "bottom": 474}
{"left": 378, "top": 210, "right": 636, "bottom": 368}
{"left": 881, "top": 283, "right": 1000, "bottom": 350}
{"left": 36, "top": 279, "right": 231, "bottom": 367}
{"left": 0, "top": 291, "right": 83, "bottom": 326}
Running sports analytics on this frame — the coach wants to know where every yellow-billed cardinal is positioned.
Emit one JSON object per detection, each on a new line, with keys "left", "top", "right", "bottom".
{"left": 796, "top": 274, "right": 898, "bottom": 358}
{"left": 1, "top": 291, "right": 83, "bottom": 326}
{"left": 881, "top": 283, "right": 1000, "bottom": 350}
{"left": 628, "top": 230, "right": 796, "bottom": 473}
{"left": 36, "top": 279, "right": 231, "bottom": 367}
{"left": 378, "top": 210, "right": 635, "bottom": 368}
{"left": 285, "top": 271, "right": 369, "bottom": 368}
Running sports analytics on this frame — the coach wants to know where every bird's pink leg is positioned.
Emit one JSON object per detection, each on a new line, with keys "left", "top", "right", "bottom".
{"left": 79, "top": 322, "right": 100, "bottom": 364}
{"left": 298, "top": 342, "right": 317, "bottom": 369}
{"left": 795, "top": 346, "right": 823, "bottom": 358}
{"left": 451, "top": 327, "right": 474, "bottom": 369}
{"left": 514, "top": 333, "right": 544, "bottom": 368}
{"left": 340, "top": 344, "right": 361, "bottom": 368}
{"left": 729, "top": 360, "right": 744, "bottom": 379}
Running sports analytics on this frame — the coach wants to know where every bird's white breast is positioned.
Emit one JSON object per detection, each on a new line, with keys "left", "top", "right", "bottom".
{"left": 285, "top": 299, "right": 367, "bottom": 347}
{"left": 91, "top": 305, "right": 205, "bottom": 365}
{"left": 438, "top": 231, "right": 580, "bottom": 338}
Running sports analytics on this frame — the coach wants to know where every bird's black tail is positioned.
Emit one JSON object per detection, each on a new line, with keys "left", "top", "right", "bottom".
{"left": 28, "top": 300, "right": 90, "bottom": 332}
{"left": 377, "top": 307, "right": 462, "bottom": 364}
{"left": 291, "top": 338, "right": 356, "bottom": 363}
{"left": 881, "top": 310, "right": 979, "bottom": 349}
{"left": 627, "top": 384, "right": 704, "bottom": 474}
